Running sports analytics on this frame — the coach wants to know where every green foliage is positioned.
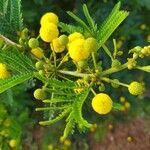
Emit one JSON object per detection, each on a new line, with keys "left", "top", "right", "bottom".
{"left": 0, "top": 0, "right": 149, "bottom": 146}
{"left": 35, "top": 73, "right": 92, "bottom": 138}
{"left": 59, "top": 22, "right": 84, "bottom": 34}
{"left": 60, "top": 2, "right": 129, "bottom": 47}
{"left": 0, "top": 0, "right": 23, "bottom": 41}
{"left": 97, "top": 2, "right": 129, "bottom": 46}
{"left": 0, "top": 47, "right": 35, "bottom": 73}
{"left": 0, "top": 73, "right": 34, "bottom": 93}
{"left": 0, "top": 47, "right": 35, "bottom": 93}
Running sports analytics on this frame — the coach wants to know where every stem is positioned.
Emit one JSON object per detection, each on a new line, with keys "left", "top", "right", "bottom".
{"left": 57, "top": 52, "right": 69, "bottom": 69}
{"left": 90, "top": 88, "right": 96, "bottom": 96}
{"left": 102, "top": 44, "right": 113, "bottom": 61}
{"left": 92, "top": 52, "right": 97, "bottom": 70}
{"left": 50, "top": 43, "right": 57, "bottom": 67}
{"left": 58, "top": 70, "right": 94, "bottom": 78}
{"left": 35, "top": 106, "right": 69, "bottom": 111}
{"left": 101, "top": 63, "right": 128, "bottom": 76}
{"left": 0, "top": 34, "right": 21, "bottom": 48}
{"left": 113, "top": 39, "right": 117, "bottom": 59}
{"left": 101, "top": 77, "right": 129, "bottom": 87}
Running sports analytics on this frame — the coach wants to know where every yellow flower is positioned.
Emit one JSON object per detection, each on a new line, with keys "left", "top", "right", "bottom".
{"left": 124, "top": 102, "right": 131, "bottom": 109}
{"left": 68, "top": 39, "right": 90, "bottom": 62}
{"left": 51, "top": 38, "right": 65, "bottom": 53}
{"left": 40, "top": 12, "right": 59, "bottom": 25}
{"left": 92, "top": 93, "right": 113, "bottom": 115}
{"left": 127, "top": 136, "right": 133, "bottom": 142}
{"left": 48, "top": 144, "right": 54, "bottom": 150}
{"left": 31, "top": 47, "right": 44, "bottom": 59}
{"left": 119, "top": 96, "right": 126, "bottom": 103}
{"left": 68, "top": 32, "right": 84, "bottom": 43}
{"left": 0, "top": 63, "right": 10, "bottom": 79}
{"left": 64, "top": 139, "right": 71, "bottom": 146}
{"left": 128, "top": 81, "right": 145, "bottom": 95}
{"left": 108, "top": 124, "right": 113, "bottom": 130}
{"left": 120, "top": 106, "right": 126, "bottom": 112}
{"left": 9, "top": 139, "right": 17, "bottom": 148}
{"left": 39, "top": 23, "right": 59, "bottom": 42}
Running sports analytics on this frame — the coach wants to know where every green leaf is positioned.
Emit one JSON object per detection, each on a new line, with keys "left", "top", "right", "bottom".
{"left": 102, "top": 44, "right": 113, "bottom": 60}
{"left": 39, "top": 108, "right": 71, "bottom": 126}
{"left": 97, "top": 2, "right": 129, "bottom": 47}
{"left": 136, "top": 66, "right": 150, "bottom": 73}
{"left": 0, "top": 72, "right": 34, "bottom": 93}
{"left": 113, "top": 102, "right": 122, "bottom": 110}
{"left": 72, "top": 90, "right": 92, "bottom": 129}
{"left": 0, "top": 0, "right": 23, "bottom": 41}
{"left": 59, "top": 22, "right": 84, "bottom": 34}
{"left": 82, "top": 4, "right": 97, "bottom": 32}
{"left": 10, "top": 0, "right": 23, "bottom": 31}
{"left": 67, "top": 11, "right": 92, "bottom": 34}
{"left": 0, "top": 47, "right": 35, "bottom": 74}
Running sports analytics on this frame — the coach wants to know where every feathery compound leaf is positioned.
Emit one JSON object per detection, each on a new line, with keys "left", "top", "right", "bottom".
{"left": 59, "top": 22, "right": 84, "bottom": 34}
{"left": 10, "top": 0, "right": 23, "bottom": 31}
{"left": 0, "top": 47, "right": 35, "bottom": 74}
{"left": 0, "top": 72, "right": 34, "bottom": 93}
{"left": 82, "top": 4, "right": 97, "bottom": 32}
{"left": 39, "top": 107, "right": 71, "bottom": 126}
{"left": 71, "top": 90, "right": 92, "bottom": 129}
{"left": 0, "top": 0, "right": 23, "bottom": 41}
{"left": 62, "top": 119, "right": 75, "bottom": 140}
{"left": 67, "top": 11, "right": 92, "bottom": 34}
{"left": 36, "top": 77, "right": 91, "bottom": 139}
{"left": 97, "top": 2, "right": 129, "bottom": 46}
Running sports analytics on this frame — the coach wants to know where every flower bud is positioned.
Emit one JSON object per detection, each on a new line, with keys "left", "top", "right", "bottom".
{"left": 84, "top": 37, "right": 98, "bottom": 53}
{"left": 111, "top": 59, "right": 121, "bottom": 68}
{"left": 58, "top": 35, "right": 69, "bottom": 45}
{"left": 28, "top": 38, "right": 39, "bottom": 48}
{"left": 31, "top": 47, "right": 44, "bottom": 59}
{"left": 128, "top": 81, "right": 145, "bottom": 95}
{"left": 98, "top": 83, "right": 105, "bottom": 91}
{"left": 111, "top": 79, "right": 120, "bottom": 88}
{"left": 9, "top": 139, "right": 17, "bottom": 148}
{"left": 35, "top": 61, "right": 44, "bottom": 70}
{"left": 33, "top": 88, "right": 46, "bottom": 100}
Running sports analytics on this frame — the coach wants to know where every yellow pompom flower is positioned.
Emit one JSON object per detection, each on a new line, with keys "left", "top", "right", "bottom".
{"left": 0, "top": 63, "right": 10, "bottom": 79}
{"left": 39, "top": 23, "right": 59, "bottom": 42}
{"left": 92, "top": 93, "right": 113, "bottom": 115}
{"left": 9, "top": 139, "right": 17, "bottom": 148}
{"left": 40, "top": 12, "right": 59, "bottom": 25}
{"left": 51, "top": 38, "right": 65, "bottom": 53}
{"left": 31, "top": 47, "right": 44, "bottom": 59}
{"left": 128, "top": 81, "right": 145, "bottom": 95}
{"left": 68, "top": 39, "right": 90, "bottom": 62}
{"left": 68, "top": 32, "right": 84, "bottom": 43}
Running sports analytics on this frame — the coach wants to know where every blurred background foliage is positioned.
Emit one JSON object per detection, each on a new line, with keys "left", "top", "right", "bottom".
{"left": 0, "top": 0, "right": 150, "bottom": 149}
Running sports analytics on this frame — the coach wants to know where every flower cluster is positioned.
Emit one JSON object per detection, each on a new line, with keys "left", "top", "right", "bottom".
{"left": 67, "top": 32, "right": 98, "bottom": 62}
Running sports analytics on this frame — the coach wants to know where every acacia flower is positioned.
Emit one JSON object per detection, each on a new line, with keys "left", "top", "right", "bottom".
{"left": 92, "top": 93, "right": 113, "bottom": 115}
